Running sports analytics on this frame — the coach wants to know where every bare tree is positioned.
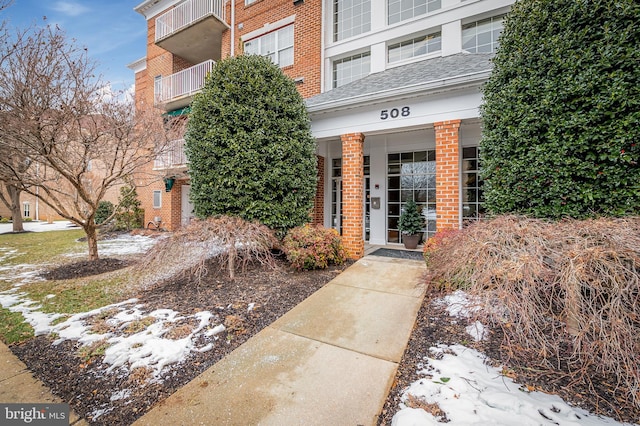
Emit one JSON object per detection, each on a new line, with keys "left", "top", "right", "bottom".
{"left": 0, "top": 24, "right": 174, "bottom": 259}
{"left": 0, "top": 3, "right": 27, "bottom": 232}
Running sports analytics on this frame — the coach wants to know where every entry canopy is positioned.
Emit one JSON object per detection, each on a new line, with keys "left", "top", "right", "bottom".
{"left": 163, "top": 106, "right": 191, "bottom": 117}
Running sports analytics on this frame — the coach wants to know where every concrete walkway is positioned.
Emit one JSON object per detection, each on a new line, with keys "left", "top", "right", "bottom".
{"left": 135, "top": 255, "right": 426, "bottom": 426}
{"left": 0, "top": 341, "right": 87, "bottom": 425}
{"left": 0, "top": 254, "right": 425, "bottom": 425}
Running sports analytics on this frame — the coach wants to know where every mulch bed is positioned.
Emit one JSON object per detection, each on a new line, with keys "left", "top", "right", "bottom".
{"left": 11, "top": 257, "right": 351, "bottom": 426}
{"left": 377, "top": 288, "right": 640, "bottom": 425}
{"left": 40, "top": 258, "right": 132, "bottom": 280}
{"left": 9, "top": 253, "right": 640, "bottom": 425}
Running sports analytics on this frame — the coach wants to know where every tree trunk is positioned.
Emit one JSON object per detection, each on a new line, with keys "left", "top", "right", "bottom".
{"left": 7, "top": 184, "right": 24, "bottom": 233}
{"left": 85, "top": 224, "right": 99, "bottom": 261}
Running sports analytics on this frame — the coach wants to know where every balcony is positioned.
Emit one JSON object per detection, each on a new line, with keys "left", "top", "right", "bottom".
{"left": 154, "top": 59, "right": 214, "bottom": 110}
{"left": 155, "top": 139, "right": 187, "bottom": 170}
{"left": 155, "top": 0, "right": 228, "bottom": 64}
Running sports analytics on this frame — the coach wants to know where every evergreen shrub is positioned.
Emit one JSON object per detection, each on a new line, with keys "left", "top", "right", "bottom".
{"left": 480, "top": 0, "right": 640, "bottom": 218}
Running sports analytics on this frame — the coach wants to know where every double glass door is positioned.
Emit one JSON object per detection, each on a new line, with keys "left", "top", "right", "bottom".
{"left": 387, "top": 150, "right": 437, "bottom": 244}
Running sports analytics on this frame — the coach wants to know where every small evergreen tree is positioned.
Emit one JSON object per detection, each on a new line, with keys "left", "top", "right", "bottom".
{"left": 115, "top": 182, "right": 143, "bottom": 230}
{"left": 185, "top": 55, "right": 317, "bottom": 235}
{"left": 480, "top": 0, "right": 640, "bottom": 218}
{"left": 398, "top": 200, "right": 425, "bottom": 235}
{"left": 95, "top": 201, "right": 114, "bottom": 225}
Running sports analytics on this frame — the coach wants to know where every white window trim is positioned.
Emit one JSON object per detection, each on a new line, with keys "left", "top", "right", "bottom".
{"left": 241, "top": 15, "right": 296, "bottom": 42}
{"left": 244, "top": 24, "right": 294, "bottom": 68}
{"left": 461, "top": 14, "right": 505, "bottom": 54}
{"left": 388, "top": 0, "right": 442, "bottom": 26}
{"left": 23, "top": 202, "right": 30, "bottom": 218}
{"left": 153, "top": 190, "right": 162, "bottom": 209}
{"left": 333, "top": 0, "right": 372, "bottom": 42}
{"left": 387, "top": 30, "right": 442, "bottom": 65}
{"left": 332, "top": 51, "right": 371, "bottom": 88}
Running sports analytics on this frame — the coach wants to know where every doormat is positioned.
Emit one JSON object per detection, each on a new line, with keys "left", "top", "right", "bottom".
{"left": 369, "top": 248, "right": 424, "bottom": 261}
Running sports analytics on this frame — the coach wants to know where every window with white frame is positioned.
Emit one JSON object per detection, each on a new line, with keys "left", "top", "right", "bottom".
{"left": 153, "top": 190, "right": 162, "bottom": 209}
{"left": 245, "top": 0, "right": 257, "bottom": 5}
{"left": 388, "top": 0, "right": 441, "bottom": 25}
{"left": 333, "top": 0, "right": 371, "bottom": 42}
{"left": 333, "top": 52, "right": 370, "bottom": 88}
{"left": 23, "top": 202, "right": 30, "bottom": 218}
{"left": 462, "top": 15, "right": 504, "bottom": 53}
{"left": 388, "top": 31, "right": 441, "bottom": 63}
{"left": 244, "top": 25, "right": 294, "bottom": 68}
{"left": 461, "top": 146, "right": 485, "bottom": 222}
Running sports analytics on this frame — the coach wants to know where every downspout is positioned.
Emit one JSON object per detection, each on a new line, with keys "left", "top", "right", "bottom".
{"left": 320, "top": 0, "right": 325, "bottom": 93}
{"left": 230, "top": 0, "right": 235, "bottom": 56}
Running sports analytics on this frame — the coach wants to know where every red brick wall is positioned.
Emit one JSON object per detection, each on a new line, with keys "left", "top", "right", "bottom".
{"left": 341, "top": 133, "right": 365, "bottom": 259}
{"left": 435, "top": 120, "right": 461, "bottom": 231}
{"left": 134, "top": 1, "right": 323, "bottom": 232}
{"left": 223, "top": 0, "right": 322, "bottom": 99}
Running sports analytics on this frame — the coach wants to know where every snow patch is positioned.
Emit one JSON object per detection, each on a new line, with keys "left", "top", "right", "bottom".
{"left": 465, "top": 320, "right": 487, "bottom": 342}
{"left": 393, "top": 344, "right": 634, "bottom": 426}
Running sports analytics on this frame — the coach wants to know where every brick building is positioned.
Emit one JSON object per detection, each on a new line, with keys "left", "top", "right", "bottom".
{"left": 130, "top": 0, "right": 514, "bottom": 258}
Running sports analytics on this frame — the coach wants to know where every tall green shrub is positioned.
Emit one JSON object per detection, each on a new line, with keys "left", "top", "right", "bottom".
{"left": 480, "top": 0, "right": 640, "bottom": 218}
{"left": 185, "top": 55, "right": 318, "bottom": 235}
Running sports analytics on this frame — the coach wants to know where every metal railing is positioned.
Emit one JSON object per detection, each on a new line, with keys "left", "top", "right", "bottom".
{"left": 155, "top": 0, "right": 226, "bottom": 41}
{"left": 154, "top": 59, "right": 214, "bottom": 105}
{"left": 154, "top": 139, "right": 187, "bottom": 169}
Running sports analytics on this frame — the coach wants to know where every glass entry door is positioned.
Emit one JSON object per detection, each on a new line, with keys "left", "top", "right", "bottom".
{"left": 387, "top": 150, "right": 437, "bottom": 244}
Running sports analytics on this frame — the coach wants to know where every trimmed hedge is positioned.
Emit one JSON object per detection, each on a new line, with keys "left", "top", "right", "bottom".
{"left": 185, "top": 55, "right": 318, "bottom": 235}
{"left": 480, "top": 0, "right": 640, "bottom": 218}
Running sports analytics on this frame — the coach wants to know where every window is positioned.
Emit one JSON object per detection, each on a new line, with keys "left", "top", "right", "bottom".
{"left": 387, "top": 151, "right": 437, "bottom": 243}
{"left": 461, "top": 147, "right": 485, "bottom": 222}
{"left": 244, "top": 25, "right": 294, "bottom": 68}
{"left": 388, "top": 0, "right": 441, "bottom": 25}
{"left": 153, "top": 190, "right": 162, "bottom": 209}
{"left": 333, "top": 0, "right": 371, "bottom": 42}
{"left": 245, "top": 0, "right": 257, "bottom": 4}
{"left": 154, "top": 75, "right": 163, "bottom": 104}
{"left": 23, "top": 202, "right": 30, "bottom": 218}
{"left": 333, "top": 52, "right": 370, "bottom": 88}
{"left": 388, "top": 31, "right": 441, "bottom": 63}
{"left": 462, "top": 15, "right": 504, "bottom": 53}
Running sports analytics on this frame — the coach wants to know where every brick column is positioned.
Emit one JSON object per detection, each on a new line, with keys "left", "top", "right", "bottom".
{"left": 312, "top": 155, "right": 325, "bottom": 226}
{"left": 341, "top": 133, "right": 365, "bottom": 259}
{"left": 435, "top": 120, "right": 461, "bottom": 231}
{"left": 169, "top": 182, "right": 183, "bottom": 231}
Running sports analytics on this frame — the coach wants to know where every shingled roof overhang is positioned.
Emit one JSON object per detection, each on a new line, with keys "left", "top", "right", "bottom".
{"left": 306, "top": 53, "right": 494, "bottom": 114}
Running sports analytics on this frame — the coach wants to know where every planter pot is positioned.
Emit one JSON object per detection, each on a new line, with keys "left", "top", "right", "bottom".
{"left": 402, "top": 234, "right": 420, "bottom": 250}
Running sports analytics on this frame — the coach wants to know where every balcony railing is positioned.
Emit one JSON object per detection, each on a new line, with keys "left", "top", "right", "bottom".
{"left": 155, "top": 0, "right": 226, "bottom": 42}
{"left": 154, "top": 59, "right": 214, "bottom": 107}
{"left": 155, "top": 139, "right": 187, "bottom": 169}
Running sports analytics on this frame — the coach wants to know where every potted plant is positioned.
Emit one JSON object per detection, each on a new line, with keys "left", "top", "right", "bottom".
{"left": 398, "top": 200, "right": 425, "bottom": 249}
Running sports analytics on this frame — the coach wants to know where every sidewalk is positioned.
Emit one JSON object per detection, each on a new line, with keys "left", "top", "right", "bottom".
{"left": 135, "top": 254, "right": 426, "bottom": 425}
{"left": 0, "top": 220, "right": 78, "bottom": 234}
{"left": 0, "top": 341, "right": 87, "bottom": 425}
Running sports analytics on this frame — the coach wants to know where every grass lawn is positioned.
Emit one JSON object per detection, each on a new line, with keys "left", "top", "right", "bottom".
{"left": 0, "top": 230, "right": 131, "bottom": 344}
{"left": 0, "top": 229, "right": 85, "bottom": 265}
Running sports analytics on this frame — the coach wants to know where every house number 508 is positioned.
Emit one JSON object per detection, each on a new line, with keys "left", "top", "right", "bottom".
{"left": 380, "top": 106, "right": 410, "bottom": 120}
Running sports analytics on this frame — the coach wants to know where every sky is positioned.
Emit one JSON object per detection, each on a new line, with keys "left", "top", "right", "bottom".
{"left": 0, "top": 0, "right": 147, "bottom": 93}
